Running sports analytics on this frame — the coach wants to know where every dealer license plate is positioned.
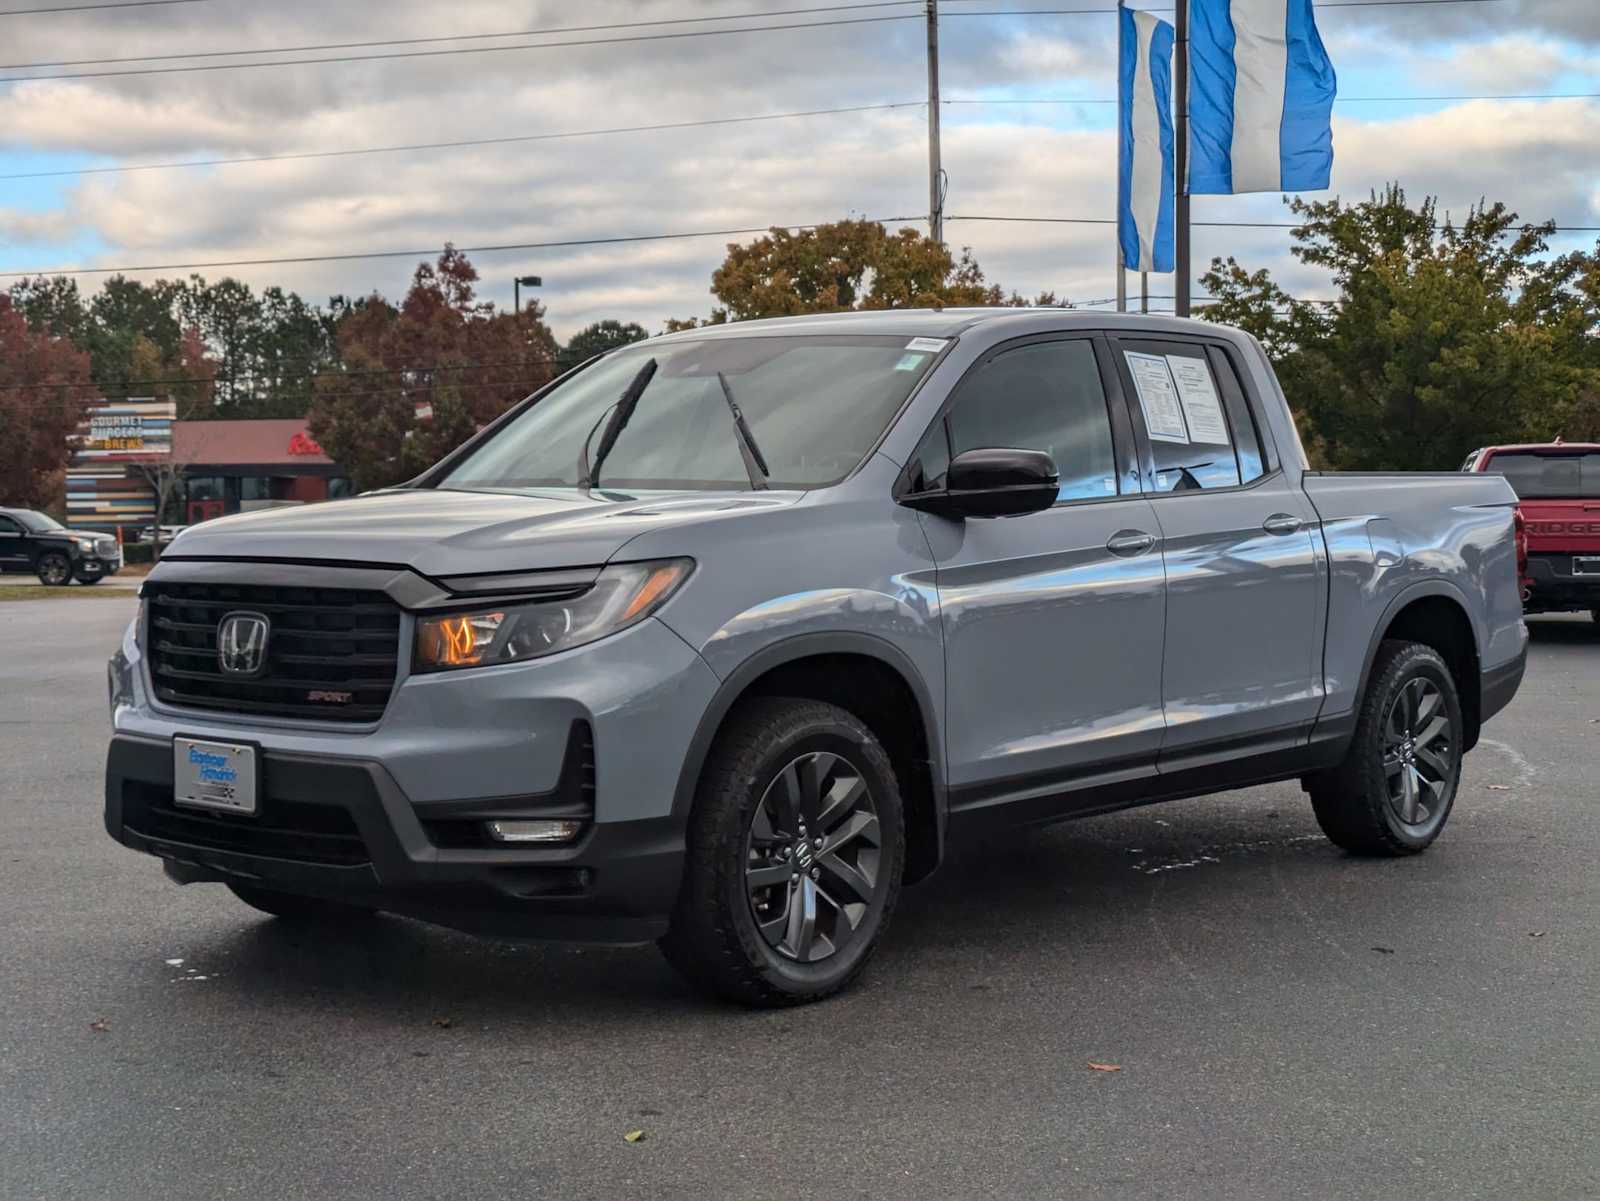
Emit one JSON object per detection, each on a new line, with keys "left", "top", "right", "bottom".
{"left": 1574, "top": 556, "right": 1600, "bottom": 576}
{"left": 173, "top": 737, "right": 258, "bottom": 816}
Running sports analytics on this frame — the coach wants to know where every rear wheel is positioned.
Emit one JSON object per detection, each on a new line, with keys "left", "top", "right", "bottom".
{"left": 660, "top": 697, "right": 904, "bottom": 1007}
{"left": 37, "top": 552, "right": 71, "bottom": 586}
{"left": 1306, "top": 641, "right": 1463, "bottom": 856}
{"left": 227, "top": 883, "right": 376, "bottom": 923}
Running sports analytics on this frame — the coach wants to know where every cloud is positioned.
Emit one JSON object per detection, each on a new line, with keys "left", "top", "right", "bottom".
{"left": 0, "top": 0, "right": 1595, "bottom": 338}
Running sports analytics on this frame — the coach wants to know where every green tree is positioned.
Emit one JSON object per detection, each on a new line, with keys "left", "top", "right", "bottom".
{"left": 309, "top": 247, "right": 558, "bottom": 490}
{"left": 560, "top": 319, "right": 648, "bottom": 371}
{"left": 1202, "top": 185, "right": 1600, "bottom": 470}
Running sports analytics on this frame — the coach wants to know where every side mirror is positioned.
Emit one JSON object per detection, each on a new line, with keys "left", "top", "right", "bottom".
{"left": 902, "top": 447, "right": 1060, "bottom": 519}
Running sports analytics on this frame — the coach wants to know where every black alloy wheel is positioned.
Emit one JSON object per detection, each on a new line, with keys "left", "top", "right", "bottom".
{"left": 744, "top": 750, "right": 884, "bottom": 964}
{"left": 1381, "top": 676, "right": 1454, "bottom": 831}
{"left": 1306, "top": 640, "right": 1463, "bottom": 856}
{"left": 37, "top": 552, "right": 71, "bottom": 587}
{"left": 660, "top": 697, "right": 904, "bottom": 1006}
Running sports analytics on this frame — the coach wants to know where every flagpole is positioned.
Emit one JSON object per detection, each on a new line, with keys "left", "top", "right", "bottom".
{"left": 1174, "top": 0, "right": 1191, "bottom": 317}
{"left": 1115, "top": 0, "right": 1126, "bottom": 313}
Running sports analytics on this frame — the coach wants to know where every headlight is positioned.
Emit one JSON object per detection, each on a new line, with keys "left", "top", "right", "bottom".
{"left": 74, "top": 537, "right": 95, "bottom": 552}
{"left": 413, "top": 558, "right": 693, "bottom": 672}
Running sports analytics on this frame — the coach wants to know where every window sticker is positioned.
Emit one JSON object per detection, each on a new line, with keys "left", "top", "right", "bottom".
{"left": 893, "top": 352, "right": 926, "bottom": 372}
{"left": 905, "top": 337, "right": 949, "bottom": 353}
{"left": 1124, "top": 352, "right": 1190, "bottom": 443}
{"left": 1166, "top": 355, "right": 1230, "bottom": 446}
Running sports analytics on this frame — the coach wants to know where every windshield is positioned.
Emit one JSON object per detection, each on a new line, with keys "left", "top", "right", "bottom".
{"left": 1483, "top": 451, "right": 1600, "bottom": 499}
{"left": 439, "top": 334, "right": 943, "bottom": 493}
{"left": 14, "top": 511, "right": 65, "bottom": 532}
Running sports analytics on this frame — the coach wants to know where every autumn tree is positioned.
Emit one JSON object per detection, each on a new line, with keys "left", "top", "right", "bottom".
{"left": 0, "top": 295, "right": 93, "bottom": 510}
{"left": 1202, "top": 185, "right": 1600, "bottom": 470}
{"left": 675, "top": 219, "right": 1060, "bottom": 325}
{"left": 308, "top": 247, "right": 559, "bottom": 490}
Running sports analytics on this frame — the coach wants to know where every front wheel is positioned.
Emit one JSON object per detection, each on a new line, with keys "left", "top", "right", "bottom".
{"left": 1306, "top": 640, "right": 1464, "bottom": 856}
{"left": 660, "top": 697, "right": 904, "bottom": 1007}
{"left": 37, "top": 552, "right": 71, "bottom": 586}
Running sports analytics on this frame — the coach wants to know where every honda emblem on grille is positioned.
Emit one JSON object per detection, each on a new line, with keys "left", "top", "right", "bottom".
{"left": 217, "top": 611, "right": 271, "bottom": 677}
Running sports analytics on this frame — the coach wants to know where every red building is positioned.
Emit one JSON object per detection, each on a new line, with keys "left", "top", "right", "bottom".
{"left": 65, "top": 406, "right": 351, "bottom": 532}
{"left": 174, "top": 419, "right": 351, "bottom": 524}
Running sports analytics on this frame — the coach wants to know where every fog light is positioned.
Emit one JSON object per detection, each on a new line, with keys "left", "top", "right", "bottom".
{"left": 484, "top": 819, "right": 582, "bottom": 844}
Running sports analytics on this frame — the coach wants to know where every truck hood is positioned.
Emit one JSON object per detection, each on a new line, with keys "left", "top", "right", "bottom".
{"left": 161, "top": 487, "right": 803, "bottom": 577}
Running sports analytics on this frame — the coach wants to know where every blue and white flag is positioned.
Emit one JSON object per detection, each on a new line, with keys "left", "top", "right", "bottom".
{"left": 1118, "top": 5, "right": 1176, "bottom": 273}
{"left": 1188, "top": 0, "right": 1337, "bottom": 194}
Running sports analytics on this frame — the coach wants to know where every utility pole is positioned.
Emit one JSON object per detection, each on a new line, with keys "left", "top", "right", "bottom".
{"left": 926, "top": 0, "right": 944, "bottom": 246}
{"left": 1173, "top": 0, "right": 1191, "bottom": 317}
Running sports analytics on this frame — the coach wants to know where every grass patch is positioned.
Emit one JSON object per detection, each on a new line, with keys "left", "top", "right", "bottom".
{"left": 0, "top": 586, "right": 136, "bottom": 602}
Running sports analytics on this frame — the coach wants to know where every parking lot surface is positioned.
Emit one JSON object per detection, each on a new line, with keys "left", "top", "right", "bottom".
{"left": 1, "top": 598, "right": 1595, "bottom": 1200}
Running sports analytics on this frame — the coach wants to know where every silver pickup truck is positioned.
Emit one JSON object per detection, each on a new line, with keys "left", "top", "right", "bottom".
{"left": 104, "top": 309, "right": 1528, "bottom": 1006}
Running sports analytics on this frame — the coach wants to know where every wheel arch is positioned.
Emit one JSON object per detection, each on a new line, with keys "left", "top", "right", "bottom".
{"left": 672, "top": 633, "right": 947, "bottom": 884}
{"left": 1357, "top": 582, "right": 1483, "bottom": 752}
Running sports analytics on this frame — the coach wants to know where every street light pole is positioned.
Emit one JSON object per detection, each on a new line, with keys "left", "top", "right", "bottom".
{"left": 513, "top": 274, "right": 543, "bottom": 315}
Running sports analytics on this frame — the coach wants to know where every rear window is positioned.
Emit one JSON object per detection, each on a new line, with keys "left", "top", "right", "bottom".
{"left": 1482, "top": 452, "right": 1600, "bottom": 499}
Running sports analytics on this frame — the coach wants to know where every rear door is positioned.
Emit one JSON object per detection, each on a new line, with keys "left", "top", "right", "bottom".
{"left": 910, "top": 333, "right": 1168, "bottom": 815}
{"left": 0, "top": 516, "right": 29, "bottom": 572}
{"left": 1109, "top": 335, "right": 1325, "bottom": 766}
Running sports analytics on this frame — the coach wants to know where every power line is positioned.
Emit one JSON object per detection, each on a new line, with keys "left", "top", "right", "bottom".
{"left": 0, "top": 354, "right": 573, "bottom": 393}
{"left": 945, "top": 92, "right": 1600, "bottom": 106}
{"left": 0, "top": 13, "right": 925, "bottom": 84}
{"left": 0, "top": 218, "right": 923, "bottom": 278}
{"left": 0, "top": 1, "right": 924, "bottom": 71}
{"left": 940, "top": 0, "right": 1506, "bottom": 8}
{"left": 946, "top": 214, "right": 1600, "bottom": 233}
{"left": 0, "top": 102, "right": 926, "bottom": 181}
{"left": 6, "top": 209, "right": 1595, "bottom": 280}
{"left": 11, "top": 88, "right": 1582, "bottom": 184}
{"left": 0, "top": 0, "right": 202, "bottom": 15}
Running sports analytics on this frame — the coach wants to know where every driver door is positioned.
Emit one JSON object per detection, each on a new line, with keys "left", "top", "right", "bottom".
{"left": 908, "top": 334, "right": 1168, "bottom": 821}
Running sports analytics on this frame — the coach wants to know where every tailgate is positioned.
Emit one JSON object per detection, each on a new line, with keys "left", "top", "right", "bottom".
{"left": 1519, "top": 499, "right": 1600, "bottom": 554}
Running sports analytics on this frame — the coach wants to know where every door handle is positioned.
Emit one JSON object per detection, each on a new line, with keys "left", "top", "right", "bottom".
{"left": 1262, "top": 513, "right": 1303, "bottom": 536}
{"left": 1106, "top": 530, "right": 1157, "bottom": 557}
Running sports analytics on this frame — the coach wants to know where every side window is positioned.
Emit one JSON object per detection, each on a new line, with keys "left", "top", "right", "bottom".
{"left": 914, "top": 339, "right": 1118, "bottom": 503}
{"left": 0, "top": 517, "right": 22, "bottom": 536}
{"left": 1207, "top": 345, "right": 1268, "bottom": 483}
{"left": 1119, "top": 341, "right": 1246, "bottom": 492}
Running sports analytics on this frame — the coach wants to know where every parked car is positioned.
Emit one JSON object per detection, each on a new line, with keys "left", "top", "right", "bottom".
{"left": 0, "top": 508, "right": 122, "bottom": 585}
{"left": 133, "top": 524, "right": 190, "bottom": 545}
{"left": 104, "top": 310, "right": 1527, "bottom": 1005}
{"left": 1463, "top": 440, "right": 1600, "bottom": 621}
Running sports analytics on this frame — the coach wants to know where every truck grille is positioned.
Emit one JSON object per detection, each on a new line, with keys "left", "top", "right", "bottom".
{"left": 95, "top": 537, "right": 118, "bottom": 558}
{"left": 146, "top": 582, "right": 401, "bottom": 723}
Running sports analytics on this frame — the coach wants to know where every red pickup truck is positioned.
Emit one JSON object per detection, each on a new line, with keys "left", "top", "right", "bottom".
{"left": 1464, "top": 440, "right": 1600, "bottom": 621}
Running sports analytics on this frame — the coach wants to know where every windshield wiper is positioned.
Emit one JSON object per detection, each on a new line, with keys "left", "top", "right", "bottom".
{"left": 716, "top": 372, "right": 770, "bottom": 491}
{"left": 578, "top": 358, "right": 658, "bottom": 493}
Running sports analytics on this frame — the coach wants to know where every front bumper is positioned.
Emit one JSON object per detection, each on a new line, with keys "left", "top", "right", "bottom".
{"left": 105, "top": 734, "right": 683, "bottom": 943}
{"left": 77, "top": 553, "right": 121, "bottom": 579}
{"left": 106, "top": 607, "right": 723, "bottom": 944}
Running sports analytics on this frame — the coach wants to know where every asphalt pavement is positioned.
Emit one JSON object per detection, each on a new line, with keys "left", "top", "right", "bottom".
{"left": 1, "top": 597, "right": 1595, "bottom": 1201}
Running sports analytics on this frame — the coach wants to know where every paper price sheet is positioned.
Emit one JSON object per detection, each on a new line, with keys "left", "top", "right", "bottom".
{"left": 1123, "top": 352, "right": 1189, "bottom": 443}
{"left": 1166, "top": 356, "right": 1230, "bottom": 446}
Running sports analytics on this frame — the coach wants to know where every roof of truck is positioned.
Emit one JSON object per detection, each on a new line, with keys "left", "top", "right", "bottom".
{"left": 651, "top": 308, "right": 1231, "bottom": 342}
{"left": 1476, "top": 442, "right": 1600, "bottom": 456}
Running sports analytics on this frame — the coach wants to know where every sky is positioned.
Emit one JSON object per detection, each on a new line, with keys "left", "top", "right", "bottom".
{"left": 0, "top": 0, "right": 1597, "bottom": 341}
